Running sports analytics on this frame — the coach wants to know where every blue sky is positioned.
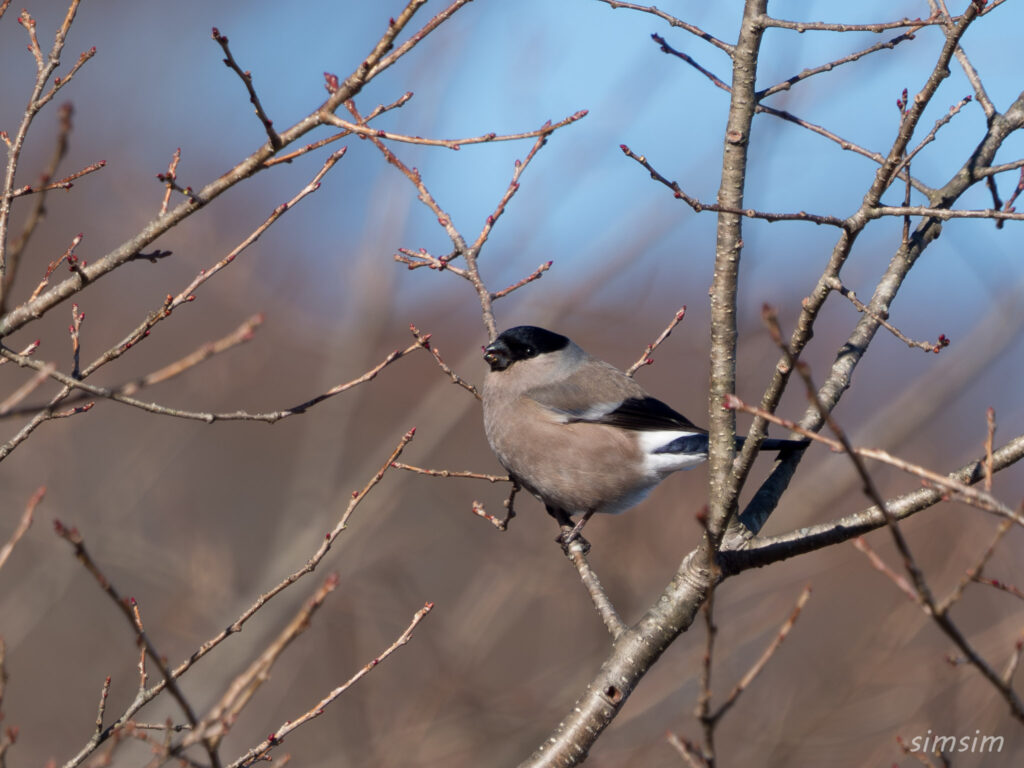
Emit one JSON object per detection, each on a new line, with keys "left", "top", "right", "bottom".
{"left": 2, "top": 1, "right": 1021, "bottom": 361}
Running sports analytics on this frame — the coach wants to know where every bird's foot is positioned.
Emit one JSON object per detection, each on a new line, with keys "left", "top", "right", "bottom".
{"left": 557, "top": 526, "right": 591, "bottom": 555}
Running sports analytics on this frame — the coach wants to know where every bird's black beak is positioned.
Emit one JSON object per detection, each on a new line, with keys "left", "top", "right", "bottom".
{"left": 483, "top": 340, "right": 511, "bottom": 371}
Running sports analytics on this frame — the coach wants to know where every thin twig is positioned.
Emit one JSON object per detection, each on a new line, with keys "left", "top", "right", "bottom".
{"left": 760, "top": 101, "right": 933, "bottom": 196}
{"left": 158, "top": 148, "right": 182, "bottom": 216}
{"left": 69, "top": 302, "right": 83, "bottom": 378}
{"left": 619, "top": 144, "right": 848, "bottom": 228}
{"left": 870, "top": 205, "right": 1024, "bottom": 221}
{"left": 896, "top": 734, "right": 947, "bottom": 768}
{"left": 0, "top": 340, "right": 421, "bottom": 426}
{"left": 891, "top": 95, "right": 973, "bottom": 179}
{"left": 1002, "top": 627, "right": 1024, "bottom": 685}
{"left": 36, "top": 47, "right": 96, "bottom": 111}
{"left": 763, "top": 308, "right": 934, "bottom": 607}
{"left": 978, "top": 158, "right": 1024, "bottom": 178}
{"left": 705, "top": 586, "right": 812, "bottom": 726}
{"left": 263, "top": 91, "right": 414, "bottom": 168}
{"left": 0, "top": 387, "right": 93, "bottom": 461}
{"left": 161, "top": 148, "right": 346, "bottom": 316}
{"left": 648, "top": 32, "right": 933, "bottom": 196}
{"left": 1001, "top": 168, "right": 1024, "bottom": 228}
{"left": 2, "top": 102, "right": 74, "bottom": 312}
{"left": 470, "top": 129, "right": 557, "bottom": 263}
{"left": 466, "top": 130, "right": 558, "bottom": 339}
{"left": 363, "top": 0, "right": 473, "bottom": 81}
{"left": 471, "top": 500, "right": 513, "bottom": 531}
{"left": 696, "top": 586, "right": 716, "bottom": 762}
{"left": 985, "top": 407, "right": 996, "bottom": 492}
{"left": 192, "top": 573, "right": 341, "bottom": 750}
{"left": 130, "top": 599, "right": 148, "bottom": 691}
{"left": 625, "top": 306, "right": 686, "bottom": 376}
{"left": 409, "top": 324, "right": 480, "bottom": 398}
{"left": 502, "top": 480, "right": 520, "bottom": 529}
{"left": 200, "top": 429, "right": 414, "bottom": 648}
{"left": 0, "top": 361, "right": 56, "bottom": 415}
{"left": 565, "top": 537, "right": 626, "bottom": 638}
{"left": 489, "top": 261, "right": 552, "bottom": 300}
{"left": 225, "top": 602, "right": 433, "bottom": 768}
{"left": 130, "top": 723, "right": 192, "bottom": 732}
{"left": 0, "top": 317, "right": 260, "bottom": 468}
{"left": 52, "top": 523, "right": 220, "bottom": 767}
{"left": 853, "top": 537, "right": 919, "bottom": 602}
{"left": 212, "top": 28, "right": 281, "bottom": 148}
{"left": 26, "top": 233, "right": 83, "bottom": 302}
{"left": 127, "top": 315, "right": 263, "bottom": 394}
{"left": 391, "top": 462, "right": 507, "bottom": 482}
{"left": 932, "top": 0, "right": 999, "bottom": 119}
{"left": 827, "top": 277, "right": 948, "bottom": 353}
{"left": 762, "top": 12, "right": 948, "bottom": 33}
{"left": 757, "top": 28, "right": 923, "bottom": 99}
{"left": 94, "top": 676, "right": 112, "bottom": 738}
{"left": 979, "top": 578, "right": 1024, "bottom": 604}
{"left": 594, "top": 0, "right": 734, "bottom": 54}
{"left": 666, "top": 732, "right": 710, "bottom": 768}
{"left": 0, "top": 338, "right": 38, "bottom": 366}
{"left": 941, "top": 518, "right": 1012, "bottom": 610}
{"left": 262, "top": 132, "right": 346, "bottom": 167}
{"left": 9, "top": 159, "right": 105, "bottom": 198}
{"left": 395, "top": 247, "right": 467, "bottom": 275}
{"left": 0, "top": 486, "right": 43, "bottom": 571}
{"left": 0, "top": 639, "right": 9, "bottom": 762}
{"left": 345, "top": 100, "right": 468, "bottom": 257}
{"left": 321, "top": 109, "right": 586, "bottom": 150}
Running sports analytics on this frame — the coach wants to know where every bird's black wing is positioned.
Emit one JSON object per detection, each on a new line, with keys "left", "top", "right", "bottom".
{"left": 556, "top": 393, "right": 806, "bottom": 454}
{"left": 567, "top": 396, "right": 707, "bottom": 434}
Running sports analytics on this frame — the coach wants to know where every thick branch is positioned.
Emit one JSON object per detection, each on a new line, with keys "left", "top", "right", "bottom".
{"left": 518, "top": 548, "right": 717, "bottom": 768}
{"left": 707, "top": 0, "right": 768, "bottom": 539}
{"left": 722, "top": 432, "right": 1024, "bottom": 572}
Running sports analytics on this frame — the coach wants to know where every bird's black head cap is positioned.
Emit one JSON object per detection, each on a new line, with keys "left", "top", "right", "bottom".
{"left": 484, "top": 326, "right": 570, "bottom": 371}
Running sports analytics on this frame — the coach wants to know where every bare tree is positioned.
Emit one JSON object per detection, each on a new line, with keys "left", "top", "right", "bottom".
{"left": 518, "top": 1, "right": 1024, "bottom": 765}
{"left": 1, "top": 1, "right": 1023, "bottom": 767}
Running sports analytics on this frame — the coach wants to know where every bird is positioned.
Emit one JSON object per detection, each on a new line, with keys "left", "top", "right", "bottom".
{"left": 481, "top": 325, "right": 807, "bottom": 547}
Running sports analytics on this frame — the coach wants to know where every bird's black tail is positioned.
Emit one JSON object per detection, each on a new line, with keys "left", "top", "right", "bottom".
{"left": 654, "top": 434, "right": 810, "bottom": 456}
{"left": 736, "top": 436, "right": 809, "bottom": 452}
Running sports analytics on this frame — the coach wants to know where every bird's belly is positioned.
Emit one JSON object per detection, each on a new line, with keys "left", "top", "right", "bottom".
{"left": 486, "top": 411, "right": 656, "bottom": 515}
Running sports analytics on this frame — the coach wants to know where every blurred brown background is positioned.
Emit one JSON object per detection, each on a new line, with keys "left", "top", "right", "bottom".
{"left": 2, "top": 1, "right": 1024, "bottom": 766}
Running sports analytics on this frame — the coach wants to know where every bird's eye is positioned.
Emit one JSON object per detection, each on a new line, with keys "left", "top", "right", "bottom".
{"left": 524, "top": 346, "right": 535, "bottom": 356}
